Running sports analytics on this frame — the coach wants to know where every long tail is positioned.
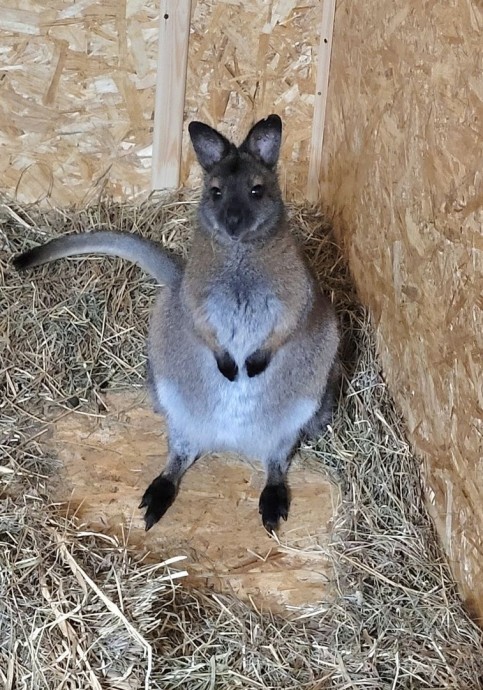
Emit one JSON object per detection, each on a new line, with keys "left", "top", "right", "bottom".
{"left": 12, "top": 231, "right": 183, "bottom": 286}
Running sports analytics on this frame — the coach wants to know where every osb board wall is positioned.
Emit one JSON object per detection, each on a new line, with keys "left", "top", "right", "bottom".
{"left": 1, "top": 0, "right": 321, "bottom": 206}
{"left": 1, "top": 0, "right": 160, "bottom": 205}
{"left": 183, "top": 0, "right": 321, "bottom": 194}
{"left": 322, "top": 0, "right": 483, "bottom": 619}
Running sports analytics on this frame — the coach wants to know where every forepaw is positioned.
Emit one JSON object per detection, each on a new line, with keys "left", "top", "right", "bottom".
{"left": 245, "top": 348, "right": 271, "bottom": 377}
{"left": 259, "top": 483, "right": 290, "bottom": 533}
{"left": 215, "top": 351, "right": 238, "bottom": 381}
{"left": 139, "top": 475, "right": 177, "bottom": 531}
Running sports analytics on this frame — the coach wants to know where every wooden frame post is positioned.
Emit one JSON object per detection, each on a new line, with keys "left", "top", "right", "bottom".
{"left": 306, "top": 0, "right": 336, "bottom": 204}
{"left": 151, "top": 0, "right": 192, "bottom": 191}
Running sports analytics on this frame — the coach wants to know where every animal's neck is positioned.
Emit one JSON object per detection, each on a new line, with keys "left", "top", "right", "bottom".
{"left": 190, "top": 220, "right": 293, "bottom": 270}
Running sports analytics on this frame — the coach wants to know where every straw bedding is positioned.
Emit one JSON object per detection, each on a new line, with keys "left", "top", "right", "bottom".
{"left": 1, "top": 194, "right": 482, "bottom": 689}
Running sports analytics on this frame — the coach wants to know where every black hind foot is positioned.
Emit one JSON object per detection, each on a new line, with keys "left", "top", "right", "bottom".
{"left": 139, "top": 475, "right": 177, "bottom": 531}
{"left": 259, "top": 483, "right": 290, "bottom": 533}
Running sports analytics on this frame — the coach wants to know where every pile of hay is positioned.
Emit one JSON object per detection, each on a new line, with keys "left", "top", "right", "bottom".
{"left": 1, "top": 194, "right": 482, "bottom": 689}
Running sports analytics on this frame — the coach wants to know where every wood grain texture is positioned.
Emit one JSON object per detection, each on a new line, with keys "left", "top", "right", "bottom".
{"left": 0, "top": 0, "right": 323, "bottom": 205}
{"left": 151, "top": 0, "right": 191, "bottom": 190}
{"left": 322, "top": 0, "right": 483, "bottom": 620}
{"left": 183, "top": 0, "right": 323, "bottom": 199}
{"left": 48, "top": 392, "right": 338, "bottom": 614}
{"left": 0, "top": 0, "right": 162, "bottom": 205}
{"left": 306, "top": 0, "right": 336, "bottom": 203}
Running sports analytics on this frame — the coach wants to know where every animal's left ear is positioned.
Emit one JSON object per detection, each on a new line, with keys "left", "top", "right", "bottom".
{"left": 239, "top": 114, "right": 282, "bottom": 169}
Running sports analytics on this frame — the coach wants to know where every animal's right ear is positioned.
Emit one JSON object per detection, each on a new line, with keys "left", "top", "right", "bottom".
{"left": 188, "top": 122, "right": 232, "bottom": 172}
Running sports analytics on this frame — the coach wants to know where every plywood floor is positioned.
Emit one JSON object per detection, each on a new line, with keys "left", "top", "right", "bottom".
{"left": 45, "top": 391, "right": 339, "bottom": 614}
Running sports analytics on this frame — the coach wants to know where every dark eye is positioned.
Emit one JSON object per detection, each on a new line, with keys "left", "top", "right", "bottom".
{"left": 251, "top": 184, "right": 264, "bottom": 198}
{"left": 210, "top": 186, "right": 222, "bottom": 200}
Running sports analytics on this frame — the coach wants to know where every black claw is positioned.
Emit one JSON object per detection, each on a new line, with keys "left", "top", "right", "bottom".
{"left": 246, "top": 349, "right": 271, "bottom": 377}
{"left": 259, "top": 483, "right": 290, "bottom": 532}
{"left": 139, "top": 475, "right": 177, "bottom": 530}
{"left": 144, "top": 513, "right": 158, "bottom": 532}
{"left": 215, "top": 351, "right": 238, "bottom": 381}
{"left": 12, "top": 252, "right": 31, "bottom": 271}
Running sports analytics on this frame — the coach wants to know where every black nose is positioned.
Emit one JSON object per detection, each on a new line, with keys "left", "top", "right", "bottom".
{"left": 225, "top": 206, "right": 243, "bottom": 235}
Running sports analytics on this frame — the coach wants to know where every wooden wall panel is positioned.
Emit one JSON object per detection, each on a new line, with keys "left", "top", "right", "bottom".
{"left": 0, "top": 0, "right": 161, "bottom": 205}
{"left": 322, "top": 0, "right": 483, "bottom": 619}
{"left": 0, "top": 0, "right": 323, "bottom": 204}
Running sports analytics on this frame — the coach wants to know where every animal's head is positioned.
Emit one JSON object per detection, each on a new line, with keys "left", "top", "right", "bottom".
{"left": 188, "top": 115, "right": 284, "bottom": 242}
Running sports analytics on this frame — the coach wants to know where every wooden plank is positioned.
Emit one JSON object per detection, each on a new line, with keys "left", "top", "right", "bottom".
{"left": 306, "top": 0, "right": 336, "bottom": 204}
{"left": 151, "top": 0, "right": 191, "bottom": 191}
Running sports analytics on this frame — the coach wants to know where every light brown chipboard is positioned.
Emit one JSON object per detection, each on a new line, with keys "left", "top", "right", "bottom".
{"left": 321, "top": 0, "right": 483, "bottom": 621}
{"left": 1, "top": 0, "right": 161, "bottom": 205}
{"left": 1, "top": 0, "right": 323, "bottom": 204}
{"left": 46, "top": 392, "right": 338, "bottom": 615}
{"left": 183, "top": 0, "right": 323, "bottom": 198}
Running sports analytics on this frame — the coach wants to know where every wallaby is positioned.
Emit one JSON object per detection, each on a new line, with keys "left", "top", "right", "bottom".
{"left": 13, "top": 114, "right": 340, "bottom": 533}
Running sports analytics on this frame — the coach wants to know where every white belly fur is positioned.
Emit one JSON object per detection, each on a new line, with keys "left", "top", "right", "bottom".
{"left": 154, "top": 372, "right": 318, "bottom": 463}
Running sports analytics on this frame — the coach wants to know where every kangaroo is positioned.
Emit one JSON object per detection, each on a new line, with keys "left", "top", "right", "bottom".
{"left": 13, "top": 114, "right": 340, "bottom": 533}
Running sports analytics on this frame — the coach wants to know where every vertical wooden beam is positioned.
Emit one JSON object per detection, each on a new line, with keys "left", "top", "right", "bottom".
{"left": 306, "top": 0, "right": 336, "bottom": 204}
{"left": 151, "top": 0, "right": 191, "bottom": 191}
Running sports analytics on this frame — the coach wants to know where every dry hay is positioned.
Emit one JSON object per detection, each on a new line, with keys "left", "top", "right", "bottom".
{"left": 1, "top": 194, "right": 483, "bottom": 689}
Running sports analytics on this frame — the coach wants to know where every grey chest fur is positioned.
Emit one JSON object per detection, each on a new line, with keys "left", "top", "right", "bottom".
{"left": 205, "top": 272, "right": 281, "bottom": 363}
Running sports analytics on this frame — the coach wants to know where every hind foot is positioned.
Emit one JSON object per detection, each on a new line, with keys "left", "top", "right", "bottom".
{"left": 259, "top": 483, "right": 290, "bottom": 533}
{"left": 139, "top": 475, "right": 177, "bottom": 531}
